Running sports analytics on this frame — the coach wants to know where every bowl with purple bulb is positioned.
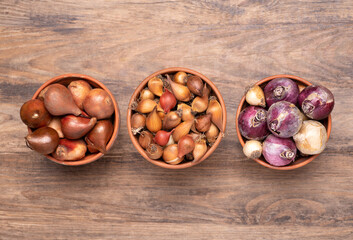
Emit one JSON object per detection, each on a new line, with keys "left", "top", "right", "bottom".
{"left": 236, "top": 74, "right": 333, "bottom": 170}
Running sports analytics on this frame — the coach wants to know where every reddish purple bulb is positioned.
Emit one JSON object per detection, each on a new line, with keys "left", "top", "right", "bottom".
{"left": 264, "top": 78, "right": 299, "bottom": 108}
{"left": 298, "top": 85, "right": 334, "bottom": 120}
{"left": 238, "top": 106, "right": 269, "bottom": 140}
{"left": 267, "top": 101, "right": 303, "bottom": 138}
{"left": 263, "top": 134, "right": 297, "bottom": 166}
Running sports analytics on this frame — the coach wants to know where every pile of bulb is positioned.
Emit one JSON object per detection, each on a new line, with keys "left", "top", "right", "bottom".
{"left": 130, "top": 72, "right": 223, "bottom": 165}
{"left": 238, "top": 78, "right": 334, "bottom": 166}
{"left": 20, "top": 80, "right": 115, "bottom": 161}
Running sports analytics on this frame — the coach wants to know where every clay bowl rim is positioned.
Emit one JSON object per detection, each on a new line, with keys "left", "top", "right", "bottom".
{"left": 235, "top": 74, "right": 332, "bottom": 170}
{"left": 127, "top": 67, "right": 227, "bottom": 169}
{"left": 29, "top": 73, "right": 120, "bottom": 166}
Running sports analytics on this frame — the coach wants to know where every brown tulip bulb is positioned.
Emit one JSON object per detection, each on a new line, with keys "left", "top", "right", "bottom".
{"left": 83, "top": 88, "right": 115, "bottom": 119}
{"left": 146, "top": 106, "right": 162, "bottom": 133}
{"left": 193, "top": 138, "right": 207, "bottom": 162}
{"left": 44, "top": 84, "right": 83, "bottom": 116}
{"left": 163, "top": 144, "right": 183, "bottom": 165}
{"left": 53, "top": 139, "right": 87, "bottom": 161}
{"left": 139, "top": 131, "right": 153, "bottom": 149}
{"left": 140, "top": 89, "right": 155, "bottom": 100}
{"left": 146, "top": 143, "right": 163, "bottom": 160}
{"left": 195, "top": 114, "right": 212, "bottom": 132}
{"left": 177, "top": 103, "right": 195, "bottom": 122}
{"left": 61, "top": 115, "right": 97, "bottom": 139}
{"left": 131, "top": 113, "right": 146, "bottom": 135}
{"left": 162, "top": 111, "right": 181, "bottom": 130}
{"left": 135, "top": 99, "right": 157, "bottom": 114}
{"left": 173, "top": 72, "right": 188, "bottom": 85}
{"left": 25, "top": 127, "right": 59, "bottom": 155}
{"left": 68, "top": 80, "right": 92, "bottom": 110}
{"left": 177, "top": 135, "right": 195, "bottom": 159}
{"left": 205, "top": 123, "right": 219, "bottom": 144}
{"left": 166, "top": 74, "right": 191, "bottom": 102}
{"left": 172, "top": 120, "right": 194, "bottom": 142}
{"left": 148, "top": 76, "right": 164, "bottom": 97}
{"left": 191, "top": 84, "right": 210, "bottom": 113}
{"left": 187, "top": 75, "right": 203, "bottom": 96}
{"left": 85, "top": 120, "right": 113, "bottom": 154}
{"left": 20, "top": 99, "right": 51, "bottom": 128}
{"left": 207, "top": 98, "right": 223, "bottom": 132}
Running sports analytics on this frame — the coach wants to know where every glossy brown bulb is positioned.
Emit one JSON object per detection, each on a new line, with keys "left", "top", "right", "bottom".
{"left": 20, "top": 99, "right": 52, "bottom": 128}
{"left": 53, "top": 139, "right": 87, "bottom": 161}
{"left": 44, "top": 84, "right": 83, "bottom": 116}
{"left": 25, "top": 127, "right": 59, "bottom": 155}
{"left": 187, "top": 75, "right": 203, "bottom": 96}
{"left": 83, "top": 88, "right": 115, "bottom": 119}
{"left": 85, "top": 120, "right": 113, "bottom": 154}
{"left": 68, "top": 80, "right": 92, "bottom": 110}
{"left": 61, "top": 115, "right": 97, "bottom": 139}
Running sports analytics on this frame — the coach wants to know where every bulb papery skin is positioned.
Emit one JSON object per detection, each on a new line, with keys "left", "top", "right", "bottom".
{"left": 267, "top": 101, "right": 302, "bottom": 138}
{"left": 238, "top": 106, "right": 269, "bottom": 140}
{"left": 293, "top": 120, "right": 327, "bottom": 155}
{"left": 298, "top": 85, "right": 334, "bottom": 120}
{"left": 243, "top": 140, "right": 262, "bottom": 159}
{"left": 263, "top": 134, "right": 297, "bottom": 167}
{"left": 264, "top": 78, "right": 299, "bottom": 108}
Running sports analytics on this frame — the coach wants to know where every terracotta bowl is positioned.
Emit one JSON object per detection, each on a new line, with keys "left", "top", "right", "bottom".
{"left": 127, "top": 67, "right": 227, "bottom": 169}
{"left": 235, "top": 74, "right": 332, "bottom": 170}
{"left": 29, "top": 73, "right": 120, "bottom": 166}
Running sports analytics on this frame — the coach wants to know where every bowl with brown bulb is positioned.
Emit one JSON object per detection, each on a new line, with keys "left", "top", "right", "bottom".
{"left": 127, "top": 67, "right": 227, "bottom": 169}
{"left": 20, "top": 73, "right": 120, "bottom": 166}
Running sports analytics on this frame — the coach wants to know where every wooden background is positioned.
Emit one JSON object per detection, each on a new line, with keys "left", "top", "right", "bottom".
{"left": 1, "top": 0, "right": 353, "bottom": 239}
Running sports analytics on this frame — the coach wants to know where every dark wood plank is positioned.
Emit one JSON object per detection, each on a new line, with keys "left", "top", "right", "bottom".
{"left": 0, "top": 0, "right": 353, "bottom": 239}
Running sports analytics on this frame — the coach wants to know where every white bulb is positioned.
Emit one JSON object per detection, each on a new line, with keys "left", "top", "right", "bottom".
{"left": 243, "top": 140, "right": 263, "bottom": 159}
{"left": 293, "top": 120, "right": 327, "bottom": 155}
{"left": 245, "top": 85, "right": 266, "bottom": 107}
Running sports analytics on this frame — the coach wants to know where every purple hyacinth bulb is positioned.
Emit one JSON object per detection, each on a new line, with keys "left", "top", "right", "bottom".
{"left": 238, "top": 106, "right": 269, "bottom": 140}
{"left": 298, "top": 85, "right": 334, "bottom": 120}
{"left": 264, "top": 78, "right": 299, "bottom": 108}
{"left": 263, "top": 134, "right": 297, "bottom": 166}
{"left": 267, "top": 101, "right": 303, "bottom": 138}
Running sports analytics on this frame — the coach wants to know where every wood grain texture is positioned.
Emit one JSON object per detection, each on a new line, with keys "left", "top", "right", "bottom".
{"left": 1, "top": 0, "right": 353, "bottom": 239}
